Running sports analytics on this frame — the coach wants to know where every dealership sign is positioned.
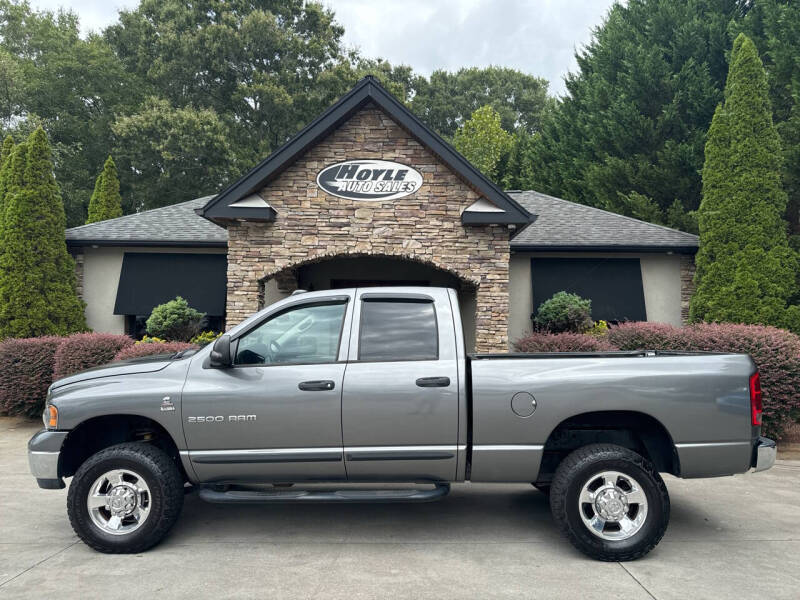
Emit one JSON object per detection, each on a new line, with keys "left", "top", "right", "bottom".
{"left": 316, "top": 159, "right": 424, "bottom": 201}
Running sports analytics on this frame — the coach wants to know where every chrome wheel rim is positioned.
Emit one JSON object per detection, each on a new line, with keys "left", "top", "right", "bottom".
{"left": 578, "top": 470, "right": 648, "bottom": 541}
{"left": 87, "top": 469, "right": 152, "bottom": 536}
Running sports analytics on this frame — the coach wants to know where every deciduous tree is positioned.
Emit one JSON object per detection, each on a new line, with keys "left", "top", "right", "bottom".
{"left": 111, "top": 98, "right": 236, "bottom": 212}
{"left": 453, "top": 105, "right": 512, "bottom": 181}
{"left": 410, "top": 66, "right": 553, "bottom": 139}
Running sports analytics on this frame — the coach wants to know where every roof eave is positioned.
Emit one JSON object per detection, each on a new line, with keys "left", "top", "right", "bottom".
{"left": 66, "top": 239, "right": 228, "bottom": 249}
{"left": 461, "top": 211, "right": 529, "bottom": 225}
{"left": 511, "top": 244, "right": 698, "bottom": 254}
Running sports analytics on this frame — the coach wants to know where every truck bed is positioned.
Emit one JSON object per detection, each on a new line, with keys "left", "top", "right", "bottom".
{"left": 467, "top": 351, "right": 757, "bottom": 482}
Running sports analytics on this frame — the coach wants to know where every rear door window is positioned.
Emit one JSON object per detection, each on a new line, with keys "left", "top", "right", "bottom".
{"left": 358, "top": 299, "right": 438, "bottom": 361}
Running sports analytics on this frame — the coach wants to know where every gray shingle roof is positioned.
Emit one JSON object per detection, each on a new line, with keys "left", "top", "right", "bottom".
{"left": 64, "top": 190, "right": 698, "bottom": 252}
{"left": 508, "top": 191, "right": 698, "bottom": 251}
{"left": 65, "top": 196, "right": 227, "bottom": 246}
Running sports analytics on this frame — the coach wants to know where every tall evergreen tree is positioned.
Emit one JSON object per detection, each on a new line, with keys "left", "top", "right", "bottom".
{"left": 0, "top": 127, "right": 86, "bottom": 338}
{"left": 0, "top": 135, "right": 13, "bottom": 223}
{"left": 690, "top": 34, "right": 800, "bottom": 330}
{"left": 737, "top": 0, "right": 800, "bottom": 237}
{"left": 525, "top": 0, "right": 741, "bottom": 231}
{"left": 86, "top": 155, "right": 123, "bottom": 224}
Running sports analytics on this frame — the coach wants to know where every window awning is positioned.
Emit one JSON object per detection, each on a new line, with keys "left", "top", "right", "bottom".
{"left": 114, "top": 253, "right": 227, "bottom": 316}
{"left": 531, "top": 258, "right": 646, "bottom": 322}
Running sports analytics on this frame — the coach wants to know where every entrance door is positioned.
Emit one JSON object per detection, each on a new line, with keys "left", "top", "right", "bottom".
{"left": 341, "top": 288, "right": 460, "bottom": 481}
{"left": 182, "top": 294, "right": 353, "bottom": 482}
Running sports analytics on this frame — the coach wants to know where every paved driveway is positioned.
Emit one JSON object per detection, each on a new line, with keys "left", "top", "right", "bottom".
{"left": 2, "top": 417, "right": 799, "bottom": 599}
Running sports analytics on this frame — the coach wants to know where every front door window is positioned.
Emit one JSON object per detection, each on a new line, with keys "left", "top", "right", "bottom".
{"left": 235, "top": 301, "right": 347, "bottom": 366}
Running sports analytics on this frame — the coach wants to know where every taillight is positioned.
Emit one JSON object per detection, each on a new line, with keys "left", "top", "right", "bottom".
{"left": 749, "top": 372, "right": 763, "bottom": 426}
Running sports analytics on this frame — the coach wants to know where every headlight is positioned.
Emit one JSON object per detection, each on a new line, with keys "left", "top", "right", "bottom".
{"left": 43, "top": 404, "right": 58, "bottom": 429}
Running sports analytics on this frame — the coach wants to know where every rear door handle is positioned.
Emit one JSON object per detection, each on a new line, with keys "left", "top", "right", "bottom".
{"left": 416, "top": 376, "right": 450, "bottom": 388}
{"left": 298, "top": 380, "right": 336, "bottom": 391}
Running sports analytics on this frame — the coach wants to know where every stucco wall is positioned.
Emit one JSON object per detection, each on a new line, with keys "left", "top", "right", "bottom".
{"left": 225, "top": 102, "right": 512, "bottom": 352}
{"left": 508, "top": 251, "right": 686, "bottom": 344}
{"left": 76, "top": 246, "right": 226, "bottom": 334}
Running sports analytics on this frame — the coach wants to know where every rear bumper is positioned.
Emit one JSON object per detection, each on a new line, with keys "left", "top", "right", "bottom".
{"left": 28, "top": 429, "right": 68, "bottom": 489}
{"left": 752, "top": 436, "right": 777, "bottom": 473}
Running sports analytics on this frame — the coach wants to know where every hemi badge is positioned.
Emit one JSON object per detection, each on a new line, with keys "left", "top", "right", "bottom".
{"left": 160, "top": 397, "right": 176, "bottom": 412}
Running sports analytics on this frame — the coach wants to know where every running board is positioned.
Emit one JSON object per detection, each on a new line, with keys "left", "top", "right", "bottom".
{"left": 198, "top": 483, "right": 450, "bottom": 504}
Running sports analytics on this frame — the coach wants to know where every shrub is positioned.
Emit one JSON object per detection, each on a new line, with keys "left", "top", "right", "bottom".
{"left": 0, "top": 336, "right": 61, "bottom": 417}
{"left": 146, "top": 296, "right": 205, "bottom": 342}
{"left": 534, "top": 291, "right": 593, "bottom": 333}
{"left": 53, "top": 333, "right": 134, "bottom": 380}
{"left": 513, "top": 331, "right": 618, "bottom": 353}
{"left": 190, "top": 330, "right": 221, "bottom": 346}
{"left": 606, "top": 322, "right": 682, "bottom": 351}
{"left": 114, "top": 342, "right": 198, "bottom": 362}
{"left": 137, "top": 335, "right": 166, "bottom": 344}
{"left": 608, "top": 321, "right": 800, "bottom": 439}
{"left": 586, "top": 320, "right": 609, "bottom": 337}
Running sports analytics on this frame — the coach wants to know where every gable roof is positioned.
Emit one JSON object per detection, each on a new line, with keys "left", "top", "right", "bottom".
{"left": 65, "top": 197, "right": 227, "bottom": 247}
{"left": 198, "top": 75, "right": 530, "bottom": 226}
{"left": 509, "top": 191, "right": 699, "bottom": 252}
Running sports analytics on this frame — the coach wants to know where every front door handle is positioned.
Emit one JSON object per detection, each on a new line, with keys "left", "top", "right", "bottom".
{"left": 298, "top": 380, "right": 336, "bottom": 391}
{"left": 416, "top": 376, "right": 450, "bottom": 388}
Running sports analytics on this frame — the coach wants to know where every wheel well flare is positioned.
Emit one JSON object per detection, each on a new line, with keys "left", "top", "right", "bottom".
{"left": 59, "top": 415, "right": 182, "bottom": 480}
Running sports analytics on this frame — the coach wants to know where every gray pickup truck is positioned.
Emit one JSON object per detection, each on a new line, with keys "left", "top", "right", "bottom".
{"left": 28, "top": 286, "right": 776, "bottom": 561}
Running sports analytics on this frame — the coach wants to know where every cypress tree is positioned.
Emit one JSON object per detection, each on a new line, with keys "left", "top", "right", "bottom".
{"left": 690, "top": 34, "right": 800, "bottom": 331}
{"left": 0, "top": 136, "right": 14, "bottom": 224}
{"left": 86, "top": 155, "right": 123, "bottom": 224}
{"left": 0, "top": 128, "right": 86, "bottom": 338}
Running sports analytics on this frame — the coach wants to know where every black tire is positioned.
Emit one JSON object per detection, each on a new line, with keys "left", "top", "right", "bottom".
{"left": 531, "top": 483, "right": 550, "bottom": 496}
{"left": 67, "top": 442, "right": 184, "bottom": 553}
{"left": 550, "top": 444, "right": 670, "bottom": 561}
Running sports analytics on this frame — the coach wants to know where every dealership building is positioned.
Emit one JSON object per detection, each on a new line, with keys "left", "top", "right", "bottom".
{"left": 65, "top": 77, "right": 698, "bottom": 352}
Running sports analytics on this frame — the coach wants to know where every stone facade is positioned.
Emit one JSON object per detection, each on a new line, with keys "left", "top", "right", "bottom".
{"left": 680, "top": 254, "right": 696, "bottom": 323}
{"left": 225, "top": 103, "right": 511, "bottom": 352}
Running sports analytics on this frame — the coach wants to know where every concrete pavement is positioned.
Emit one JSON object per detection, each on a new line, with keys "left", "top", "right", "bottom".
{"left": 1, "top": 416, "right": 799, "bottom": 599}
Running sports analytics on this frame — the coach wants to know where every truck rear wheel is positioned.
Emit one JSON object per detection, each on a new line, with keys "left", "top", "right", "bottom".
{"left": 67, "top": 442, "right": 183, "bottom": 553}
{"left": 549, "top": 443, "right": 669, "bottom": 561}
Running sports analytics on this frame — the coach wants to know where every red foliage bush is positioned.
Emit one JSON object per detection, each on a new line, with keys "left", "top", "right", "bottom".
{"left": 605, "top": 322, "right": 682, "bottom": 351}
{"left": 53, "top": 333, "right": 134, "bottom": 380}
{"left": 513, "top": 331, "right": 618, "bottom": 353}
{"left": 609, "top": 321, "right": 800, "bottom": 438}
{"left": 0, "top": 336, "right": 62, "bottom": 417}
{"left": 114, "top": 342, "right": 198, "bottom": 362}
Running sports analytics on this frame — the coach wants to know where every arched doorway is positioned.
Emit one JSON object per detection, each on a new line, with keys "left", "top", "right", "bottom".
{"left": 261, "top": 254, "right": 478, "bottom": 352}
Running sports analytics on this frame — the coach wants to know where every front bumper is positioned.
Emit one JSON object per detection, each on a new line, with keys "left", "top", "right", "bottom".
{"left": 752, "top": 436, "right": 777, "bottom": 473}
{"left": 28, "top": 429, "right": 68, "bottom": 489}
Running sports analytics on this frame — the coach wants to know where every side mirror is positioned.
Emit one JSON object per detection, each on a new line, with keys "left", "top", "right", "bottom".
{"left": 209, "top": 335, "right": 232, "bottom": 368}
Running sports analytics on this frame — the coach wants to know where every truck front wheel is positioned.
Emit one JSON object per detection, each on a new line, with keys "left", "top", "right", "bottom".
{"left": 67, "top": 442, "right": 184, "bottom": 553}
{"left": 550, "top": 443, "right": 670, "bottom": 561}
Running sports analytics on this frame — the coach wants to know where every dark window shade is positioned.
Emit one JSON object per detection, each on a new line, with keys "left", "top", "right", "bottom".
{"left": 358, "top": 299, "right": 438, "bottom": 361}
{"left": 114, "top": 253, "right": 227, "bottom": 316}
{"left": 531, "top": 258, "right": 646, "bottom": 322}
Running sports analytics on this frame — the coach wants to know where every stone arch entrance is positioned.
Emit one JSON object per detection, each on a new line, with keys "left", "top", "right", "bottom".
{"left": 260, "top": 253, "right": 479, "bottom": 352}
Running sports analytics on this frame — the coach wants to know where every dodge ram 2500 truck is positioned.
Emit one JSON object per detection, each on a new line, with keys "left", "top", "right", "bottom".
{"left": 28, "top": 287, "right": 776, "bottom": 561}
